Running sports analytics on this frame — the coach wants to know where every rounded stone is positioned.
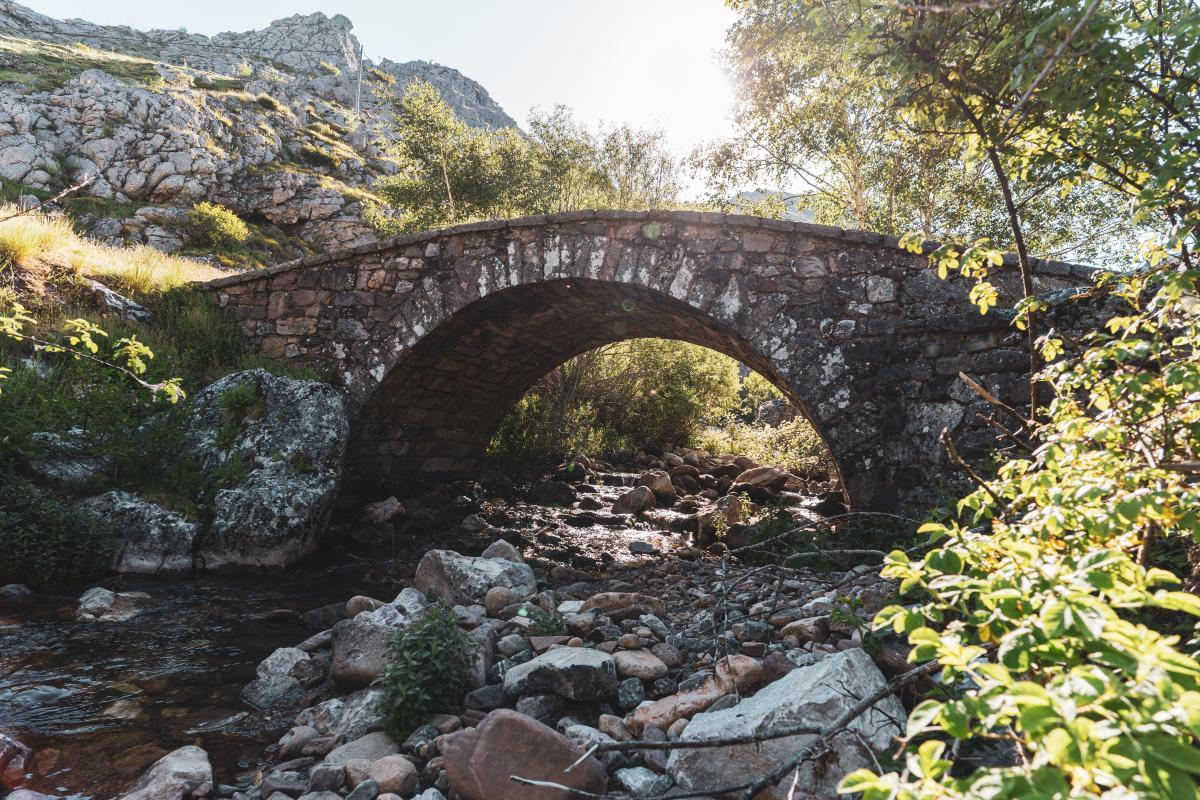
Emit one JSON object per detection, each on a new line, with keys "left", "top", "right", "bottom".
{"left": 367, "top": 754, "right": 419, "bottom": 796}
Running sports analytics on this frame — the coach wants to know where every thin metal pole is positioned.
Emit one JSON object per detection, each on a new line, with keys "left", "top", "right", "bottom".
{"left": 354, "top": 40, "right": 364, "bottom": 118}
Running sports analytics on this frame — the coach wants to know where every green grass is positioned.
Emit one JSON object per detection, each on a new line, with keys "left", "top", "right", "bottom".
{"left": 0, "top": 36, "right": 163, "bottom": 91}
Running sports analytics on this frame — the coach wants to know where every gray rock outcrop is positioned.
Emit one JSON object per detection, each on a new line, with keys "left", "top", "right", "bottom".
{"left": 0, "top": 2, "right": 515, "bottom": 253}
{"left": 185, "top": 369, "right": 348, "bottom": 570}
{"left": 667, "top": 648, "right": 904, "bottom": 797}
{"left": 77, "top": 490, "right": 199, "bottom": 574}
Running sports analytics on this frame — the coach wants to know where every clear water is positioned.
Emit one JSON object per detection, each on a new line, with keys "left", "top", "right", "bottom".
{"left": 0, "top": 567, "right": 372, "bottom": 799}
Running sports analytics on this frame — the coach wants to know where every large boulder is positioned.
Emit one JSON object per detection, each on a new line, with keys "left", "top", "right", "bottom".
{"left": 184, "top": 369, "right": 348, "bottom": 571}
{"left": 331, "top": 588, "right": 428, "bottom": 689}
{"left": 77, "top": 491, "right": 199, "bottom": 574}
{"left": 114, "top": 745, "right": 212, "bottom": 800}
{"left": 24, "top": 430, "right": 108, "bottom": 488}
{"left": 503, "top": 647, "right": 618, "bottom": 701}
{"left": 442, "top": 709, "right": 607, "bottom": 800}
{"left": 667, "top": 649, "right": 904, "bottom": 798}
{"left": 414, "top": 549, "right": 536, "bottom": 606}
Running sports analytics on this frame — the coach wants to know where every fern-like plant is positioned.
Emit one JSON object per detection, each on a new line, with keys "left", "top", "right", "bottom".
{"left": 376, "top": 602, "right": 480, "bottom": 739}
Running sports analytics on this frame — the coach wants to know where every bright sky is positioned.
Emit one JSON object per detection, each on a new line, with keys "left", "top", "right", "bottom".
{"left": 28, "top": 0, "right": 739, "bottom": 158}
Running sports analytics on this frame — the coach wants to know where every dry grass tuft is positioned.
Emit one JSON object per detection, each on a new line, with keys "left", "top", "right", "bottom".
{"left": 0, "top": 204, "right": 224, "bottom": 299}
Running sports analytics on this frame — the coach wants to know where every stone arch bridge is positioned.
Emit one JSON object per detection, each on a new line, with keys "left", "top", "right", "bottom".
{"left": 206, "top": 210, "right": 1095, "bottom": 510}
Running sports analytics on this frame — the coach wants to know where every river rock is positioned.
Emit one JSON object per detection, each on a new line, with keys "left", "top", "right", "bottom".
{"left": 1, "top": 733, "right": 31, "bottom": 788}
{"left": 114, "top": 745, "right": 212, "bottom": 800}
{"left": 441, "top": 709, "right": 607, "bottom": 800}
{"left": 637, "top": 470, "right": 676, "bottom": 505}
{"left": 528, "top": 480, "right": 577, "bottom": 506}
{"left": 414, "top": 549, "right": 536, "bottom": 606}
{"left": 294, "top": 687, "right": 385, "bottom": 744}
{"left": 242, "top": 646, "right": 308, "bottom": 709}
{"left": 581, "top": 592, "right": 667, "bottom": 618}
{"left": 667, "top": 649, "right": 904, "bottom": 798}
{"left": 613, "top": 650, "right": 669, "bottom": 680}
{"left": 331, "top": 589, "right": 429, "bottom": 689}
{"left": 614, "top": 766, "right": 672, "bottom": 798}
{"left": 77, "top": 491, "right": 199, "bottom": 574}
{"left": 612, "top": 485, "right": 655, "bottom": 515}
{"left": 322, "top": 732, "right": 399, "bottom": 768}
{"left": 184, "top": 369, "right": 348, "bottom": 571}
{"left": 367, "top": 754, "right": 418, "bottom": 795}
{"left": 362, "top": 496, "right": 405, "bottom": 525}
{"left": 627, "top": 654, "right": 762, "bottom": 735}
{"left": 0, "top": 584, "right": 32, "bottom": 605}
{"left": 76, "top": 587, "right": 150, "bottom": 622}
{"left": 503, "top": 647, "right": 618, "bottom": 700}
{"left": 480, "top": 539, "right": 524, "bottom": 563}
{"left": 732, "top": 465, "right": 790, "bottom": 493}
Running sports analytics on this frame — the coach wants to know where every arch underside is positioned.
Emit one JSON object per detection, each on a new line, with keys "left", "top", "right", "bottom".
{"left": 344, "top": 278, "right": 834, "bottom": 499}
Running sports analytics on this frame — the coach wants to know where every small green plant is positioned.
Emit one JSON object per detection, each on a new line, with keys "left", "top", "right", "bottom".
{"left": 210, "top": 452, "right": 252, "bottom": 489}
{"left": 289, "top": 450, "right": 316, "bottom": 475}
{"left": 0, "top": 470, "right": 117, "bottom": 587}
{"left": 523, "top": 606, "right": 567, "bottom": 636}
{"left": 186, "top": 202, "right": 249, "bottom": 248}
{"left": 219, "top": 382, "right": 262, "bottom": 416}
{"left": 318, "top": 60, "right": 341, "bottom": 76}
{"left": 377, "top": 603, "right": 480, "bottom": 740}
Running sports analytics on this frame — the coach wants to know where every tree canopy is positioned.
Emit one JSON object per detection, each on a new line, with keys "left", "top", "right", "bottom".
{"left": 372, "top": 81, "right": 686, "bottom": 234}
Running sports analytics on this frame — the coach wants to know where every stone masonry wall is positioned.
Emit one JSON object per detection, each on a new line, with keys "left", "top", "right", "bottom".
{"left": 207, "top": 210, "right": 1097, "bottom": 511}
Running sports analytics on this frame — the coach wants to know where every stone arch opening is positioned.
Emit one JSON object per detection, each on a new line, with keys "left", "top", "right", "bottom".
{"left": 344, "top": 277, "right": 844, "bottom": 503}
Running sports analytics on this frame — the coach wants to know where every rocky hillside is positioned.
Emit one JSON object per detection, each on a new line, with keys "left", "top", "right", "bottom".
{"left": 0, "top": 2, "right": 516, "bottom": 259}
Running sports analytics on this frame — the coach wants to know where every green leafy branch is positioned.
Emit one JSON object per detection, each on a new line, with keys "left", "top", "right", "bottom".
{"left": 1, "top": 302, "right": 185, "bottom": 403}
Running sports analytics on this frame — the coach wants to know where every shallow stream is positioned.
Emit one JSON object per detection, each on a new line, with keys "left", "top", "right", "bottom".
{"left": 0, "top": 566, "right": 373, "bottom": 799}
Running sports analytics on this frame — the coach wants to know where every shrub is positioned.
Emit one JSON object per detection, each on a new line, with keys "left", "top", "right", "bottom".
{"left": 487, "top": 339, "right": 749, "bottom": 474}
{"left": 377, "top": 603, "right": 480, "bottom": 740}
{"left": 696, "top": 415, "right": 829, "bottom": 477}
{"left": 318, "top": 60, "right": 341, "bottom": 76}
{"left": 523, "top": 606, "right": 567, "bottom": 635}
{"left": 186, "top": 202, "right": 249, "bottom": 248}
{"left": 0, "top": 469, "right": 117, "bottom": 587}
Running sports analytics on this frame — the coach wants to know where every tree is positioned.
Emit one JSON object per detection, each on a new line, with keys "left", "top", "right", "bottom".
{"left": 697, "top": 2, "right": 1200, "bottom": 798}
{"left": 373, "top": 83, "right": 687, "bottom": 234}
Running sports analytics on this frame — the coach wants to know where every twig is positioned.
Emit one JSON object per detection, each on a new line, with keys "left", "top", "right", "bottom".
{"left": 1001, "top": 0, "right": 1102, "bottom": 128}
{"left": 958, "top": 372, "right": 1032, "bottom": 428}
{"left": 508, "top": 775, "right": 608, "bottom": 797}
{"left": 0, "top": 175, "right": 96, "bottom": 224}
{"left": 940, "top": 428, "right": 1001, "bottom": 504}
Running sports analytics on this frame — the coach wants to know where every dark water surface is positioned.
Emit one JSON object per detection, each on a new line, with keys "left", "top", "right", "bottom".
{"left": 0, "top": 566, "right": 373, "bottom": 799}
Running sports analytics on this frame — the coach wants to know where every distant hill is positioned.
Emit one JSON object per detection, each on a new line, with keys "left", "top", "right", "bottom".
{"left": 0, "top": 1, "right": 517, "bottom": 262}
